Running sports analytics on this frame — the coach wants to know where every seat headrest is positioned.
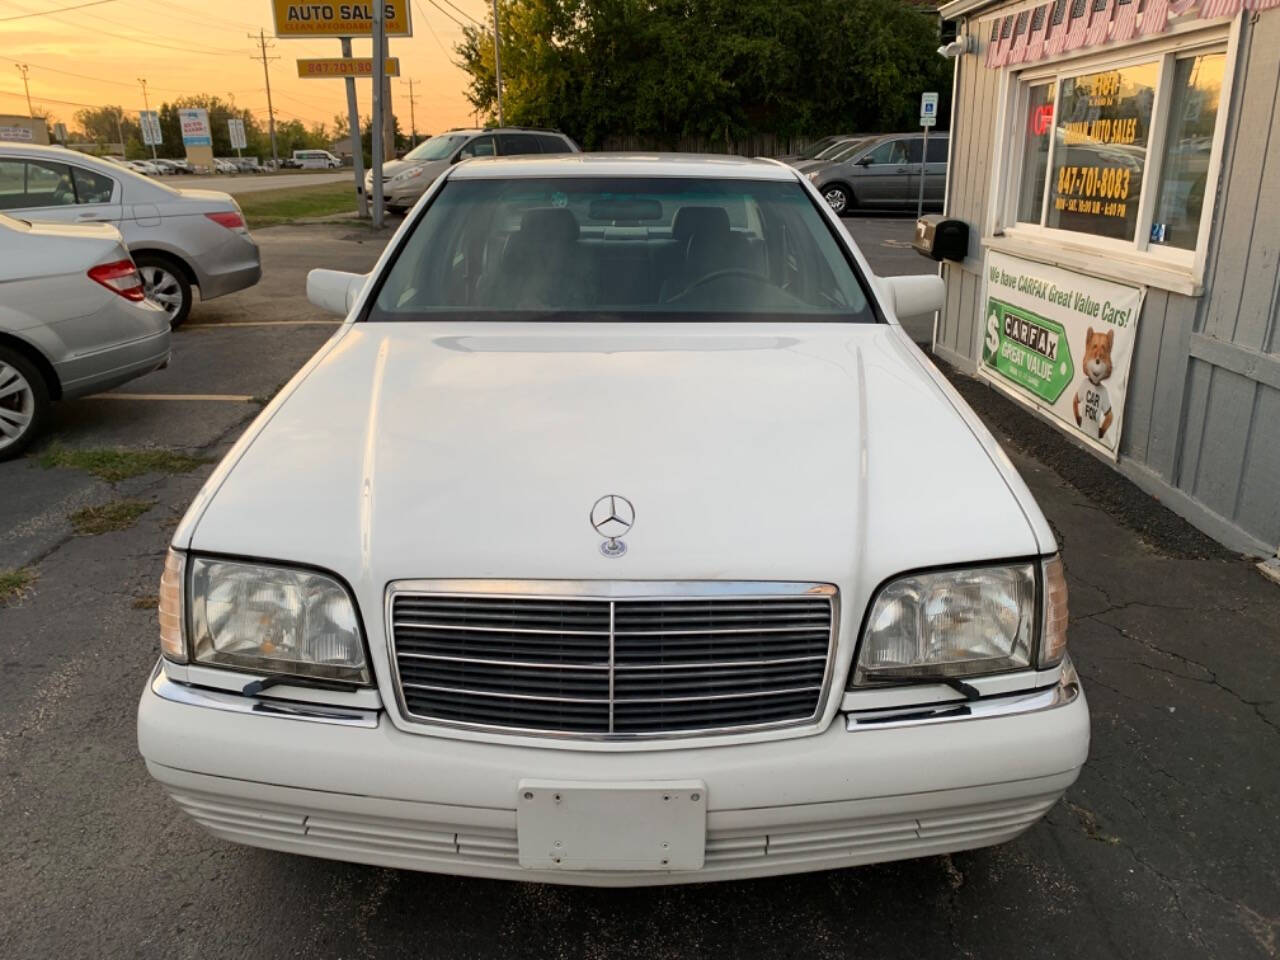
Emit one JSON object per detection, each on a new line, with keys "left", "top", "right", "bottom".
{"left": 519, "top": 207, "right": 580, "bottom": 244}
{"left": 672, "top": 206, "right": 731, "bottom": 243}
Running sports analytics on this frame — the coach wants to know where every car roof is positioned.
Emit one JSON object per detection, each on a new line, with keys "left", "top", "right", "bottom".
{"left": 449, "top": 152, "right": 799, "bottom": 181}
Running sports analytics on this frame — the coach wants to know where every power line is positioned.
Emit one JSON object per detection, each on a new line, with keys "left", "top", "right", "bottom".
{"left": 0, "top": 0, "right": 119, "bottom": 21}
{"left": 418, "top": 0, "right": 466, "bottom": 30}
{"left": 416, "top": 3, "right": 453, "bottom": 57}
{"left": 436, "top": 0, "right": 481, "bottom": 26}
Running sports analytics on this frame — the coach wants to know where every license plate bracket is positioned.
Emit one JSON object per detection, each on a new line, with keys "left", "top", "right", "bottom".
{"left": 516, "top": 779, "right": 707, "bottom": 871}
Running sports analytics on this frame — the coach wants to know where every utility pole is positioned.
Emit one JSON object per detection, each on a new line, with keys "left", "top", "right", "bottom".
{"left": 491, "top": 0, "right": 504, "bottom": 125}
{"left": 249, "top": 29, "right": 280, "bottom": 170}
{"left": 16, "top": 64, "right": 33, "bottom": 116}
{"left": 401, "top": 77, "right": 418, "bottom": 145}
{"left": 137, "top": 77, "right": 157, "bottom": 159}
{"left": 340, "top": 36, "right": 368, "bottom": 219}
{"left": 370, "top": 2, "right": 385, "bottom": 228}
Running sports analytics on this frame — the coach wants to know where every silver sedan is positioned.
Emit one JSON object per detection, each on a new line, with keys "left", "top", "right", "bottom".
{"left": 0, "top": 213, "right": 169, "bottom": 459}
{"left": 0, "top": 143, "right": 261, "bottom": 326}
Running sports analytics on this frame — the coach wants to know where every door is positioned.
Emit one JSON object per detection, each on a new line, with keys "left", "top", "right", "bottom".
{"left": 850, "top": 138, "right": 914, "bottom": 207}
{"left": 455, "top": 135, "right": 496, "bottom": 160}
{"left": 0, "top": 157, "right": 121, "bottom": 227}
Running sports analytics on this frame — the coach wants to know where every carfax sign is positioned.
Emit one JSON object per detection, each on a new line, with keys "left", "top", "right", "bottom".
{"left": 979, "top": 251, "right": 1144, "bottom": 460}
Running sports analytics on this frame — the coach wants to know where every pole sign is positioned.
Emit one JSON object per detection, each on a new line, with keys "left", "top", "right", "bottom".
{"left": 228, "top": 117, "right": 247, "bottom": 150}
{"left": 920, "top": 92, "right": 939, "bottom": 128}
{"left": 297, "top": 57, "right": 400, "bottom": 78}
{"left": 53, "top": 122, "right": 68, "bottom": 142}
{"left": 178, "top": 108, "right": 212, "bottom": 147}
{"left": 980, "top": 251, "right": 1145, "bottom": 460}
{"left": 272, "top": 1, "right": 412, "bottom": 37}
{"left": 139, "top": 110, "right": 163, "bottom": 146}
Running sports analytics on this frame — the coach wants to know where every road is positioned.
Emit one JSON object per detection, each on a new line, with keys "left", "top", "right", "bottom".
{"left": 1, "top": 216, "right": 1276, "bottom": 960}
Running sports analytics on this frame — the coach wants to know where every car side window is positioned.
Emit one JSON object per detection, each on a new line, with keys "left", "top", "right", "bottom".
{"left": 535, "top": 134, "right": 572, "bottom": 154}
{"left": 72, "top": 166, "right": 115, "bottom": 204}
{"left": 497, "top": 133, "right": 541, "bottom": 155}
{"left": 0, "top": 159, "right": 77, "bottom": 209}
{"left": 903, "top": 139, "right": 923, "bottom": 164}
{"left": 926, "top": 138, "right": 949, "bottom": 163}
{"left": 458, "top": 135, "right": 496, "bottom": 159}
{"left": 864, "top": 140, "right": 908, "bottom": 166}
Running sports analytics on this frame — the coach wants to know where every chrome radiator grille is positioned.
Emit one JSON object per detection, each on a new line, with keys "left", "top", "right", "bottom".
{"left": 387, "top": 582, "right": 837, "bottom": 739}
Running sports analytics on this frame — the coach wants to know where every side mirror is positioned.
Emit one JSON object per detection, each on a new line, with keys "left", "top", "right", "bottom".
{"left": 856, "top": 155, "right": 873, "bottom": 167}
{"left": 307, "top": 269, "right": 367, "bottom": 316}
{"left": 881, "top": 274, "right": 944, "bottom": 319}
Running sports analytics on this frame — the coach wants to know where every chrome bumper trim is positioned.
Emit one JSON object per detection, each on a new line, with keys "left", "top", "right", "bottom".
{"left": 150, "top": 662, "right": 380, "bottom": 728}
{"left": 845, "top": 659, "right": 1081, "bottom": 731}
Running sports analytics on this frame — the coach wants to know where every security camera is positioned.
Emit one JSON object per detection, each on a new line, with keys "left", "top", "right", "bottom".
{"left": 937, "top": 37, "right": 973, "bottom": 58}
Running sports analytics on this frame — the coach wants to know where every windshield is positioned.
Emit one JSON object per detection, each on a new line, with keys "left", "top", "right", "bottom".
{"left": 403, "top": 133, "right": 469, "bottom": 162}
{"left": 367, "top": 176, "right": 874, "bottom": 322}
{"left": 797, "top": 136, "right": 842, "bottom": 159}
{"left": 827, "top": 138, "right": 870, "bottom": 163}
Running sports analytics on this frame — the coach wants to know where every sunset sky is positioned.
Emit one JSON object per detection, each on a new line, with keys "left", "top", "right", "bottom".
{"left": 0, "top": 0, "right": 490, "bottom": 137}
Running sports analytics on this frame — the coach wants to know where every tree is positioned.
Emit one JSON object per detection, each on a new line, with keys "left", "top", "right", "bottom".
{"left": 455, "top": 0, "right": 951, "bottom": 149}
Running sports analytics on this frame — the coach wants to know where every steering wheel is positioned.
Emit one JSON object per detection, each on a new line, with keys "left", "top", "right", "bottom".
{"left": 679, "top": 267, "right": 774, "bottom": 295}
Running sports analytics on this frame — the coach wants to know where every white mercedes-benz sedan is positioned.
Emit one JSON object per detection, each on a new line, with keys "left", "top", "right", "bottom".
{"left": 138, "top": 154, "right": 1088, "bottom": 886}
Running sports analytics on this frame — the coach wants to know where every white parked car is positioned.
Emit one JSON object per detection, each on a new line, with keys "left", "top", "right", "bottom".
{"left": 0, "top": 144, "right": 261, "bottom": 326}
{"left": 0, "top": 213, "right": 169, "bottom": 458}
{"left": 138, "top": 154, "right": 1088, "bottom": 886}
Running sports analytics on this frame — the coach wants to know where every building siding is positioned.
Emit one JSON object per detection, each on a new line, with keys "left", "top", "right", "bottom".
{"left": 935, "top": 9, "right": 1280, "bottom": 555}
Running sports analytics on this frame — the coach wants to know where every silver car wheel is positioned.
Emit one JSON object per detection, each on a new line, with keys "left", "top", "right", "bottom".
{"left": 0, "top": 361, "right": 35, "bottom": 452}
{"left": 140, "top": 265, "right": 184, "bottom": 319}
{"left": 824, "top": 187, "right": 848, "bottom": 214}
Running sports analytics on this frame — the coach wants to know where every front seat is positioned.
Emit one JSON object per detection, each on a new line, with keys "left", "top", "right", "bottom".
{"left": 661, "top": 206, "right": 744, "bottom": 301}
{"left": 491, "top": 207, "right": 587, "bottom": 309}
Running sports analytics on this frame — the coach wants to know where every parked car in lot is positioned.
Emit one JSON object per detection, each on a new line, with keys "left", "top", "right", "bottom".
{"left": 365, "top": 127, "right": 580, "bottom": 212}
{"left": 775, "top": 133, "right": 860, "bottom": 164}
{"left": 139, "top": 154, "right": 1087, "bottom": 887}
{"left": 790, "top": 136, "right": 872, "bottom": 175}
{"left": 0, "top": 143, "right": 261, "bottom": 326}
{"left": 292, "top": 149, "right": 342, "bottom": 169}
{"left": 0, "top": 213, "right": 169, "bottom": 459}
{"left": 805, "top": 132, "right": 949, "bottom": 214}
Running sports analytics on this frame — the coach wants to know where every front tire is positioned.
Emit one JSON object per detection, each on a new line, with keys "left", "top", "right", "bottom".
{"left": 135, "top": 254, "right": 193, "bottom": 329}
{"left": 823, "top": 184, "right": 852, "bottom": 215}
{"left": 0, "top": 346, "right": 51, "bottom": 461}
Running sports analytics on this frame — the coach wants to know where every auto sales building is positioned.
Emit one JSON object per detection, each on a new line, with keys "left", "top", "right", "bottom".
{"left": 932, "top": 0, "right": 1279, "bottom": 557}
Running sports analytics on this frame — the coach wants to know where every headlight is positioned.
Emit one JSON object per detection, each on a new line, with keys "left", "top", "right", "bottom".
{"left": 806, "top": 170, "right": 821, "bottom": 181}
{"left": 851, "top": 560, "right": 1055, "bottom": 685}
{"left": 390, "top": 167, "right": 424, "bottom": 183}
{"left": 187, "top": 556, "right": 369, "bottom": 683}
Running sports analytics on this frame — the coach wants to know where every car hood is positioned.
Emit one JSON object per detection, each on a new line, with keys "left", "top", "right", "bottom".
{"left": 185, "top": 323, "right": 1042, "bottom": 599}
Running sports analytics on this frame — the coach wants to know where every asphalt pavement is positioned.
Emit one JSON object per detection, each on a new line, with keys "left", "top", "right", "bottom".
{"left": 180, "top": 171, "right": 352, "bottom": 194}
{"left": 1, "top": 216, "right": 1276, "bottom": 960}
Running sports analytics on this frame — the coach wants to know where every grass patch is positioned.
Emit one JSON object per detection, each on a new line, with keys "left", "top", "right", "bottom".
{"left": 39, "top": 445, "right": 213, "bottom": 483}
{"left": 0, "top": 567, "right": 37, "bottom": 607}
{"left": 70, "top": 498, "right": 155, "bottom": 535}
{"left": 234, "top": 183, "right": 359, "bottom": 227}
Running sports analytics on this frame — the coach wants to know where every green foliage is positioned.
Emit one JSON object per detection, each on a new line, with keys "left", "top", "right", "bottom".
{"left": 69, "top": 498, "right": 155, "bottom": 536}
{"left": 39, "top": 445, "right": 213, "bottom": 483}
{"left": 456, "top": 0, "right": 951, "bottom": 148}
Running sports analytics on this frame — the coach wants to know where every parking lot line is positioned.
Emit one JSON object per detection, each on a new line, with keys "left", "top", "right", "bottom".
{"left": 90, "top": 393, "right": 255, "bottom": 402}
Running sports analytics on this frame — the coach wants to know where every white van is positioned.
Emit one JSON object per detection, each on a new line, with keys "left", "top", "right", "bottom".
{"left": 292, "top": 149, "right": 341, "bottom": 169}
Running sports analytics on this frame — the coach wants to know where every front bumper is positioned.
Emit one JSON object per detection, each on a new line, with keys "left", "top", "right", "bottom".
{"left": 138, "top": 663, "right": 1089, "bottom": 886}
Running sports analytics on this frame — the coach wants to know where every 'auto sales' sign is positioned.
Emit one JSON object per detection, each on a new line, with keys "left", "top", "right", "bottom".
{"left": 980, "top": 252, "right": 1144, "bottom": 460}
{"left": 272, "top": 1, "right": 413, "bottom": 37}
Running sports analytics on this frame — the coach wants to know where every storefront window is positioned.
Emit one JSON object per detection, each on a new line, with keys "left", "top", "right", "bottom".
{"left": 1151, "top": 53, "right": 1226, "bottom": 250}
{"left": 1046, "top": 62, "right": 1159, "bottom": 241}
{"left": 1017, "top": 84, "right": 1055, "bottom": 224}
